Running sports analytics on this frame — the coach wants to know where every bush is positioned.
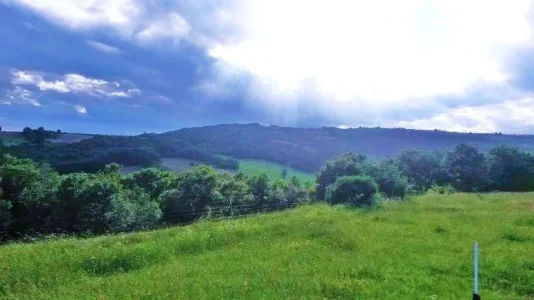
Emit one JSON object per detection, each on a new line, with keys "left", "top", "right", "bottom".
{"left": 368, "top": 160, "right": 408, "bottom": 199}
{"left": 316, "top": 153, "right": 368, "bottom": 200}
{"left": 325, "top": 175, "right": 378, "bottom": 207}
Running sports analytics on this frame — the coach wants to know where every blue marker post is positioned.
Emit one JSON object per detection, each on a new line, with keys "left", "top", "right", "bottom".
{"left": 473, "top": 242, "right": 480, "bottom": 300}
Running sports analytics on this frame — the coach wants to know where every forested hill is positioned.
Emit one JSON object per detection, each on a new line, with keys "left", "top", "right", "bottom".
{"left": 159, "top": 123, "right": 534, "bottom": 171}
{"left": 5, "top": 124, "right": 534, "bottom": 173}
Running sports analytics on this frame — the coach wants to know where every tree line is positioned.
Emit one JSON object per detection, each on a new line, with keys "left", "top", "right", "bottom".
{"left": 4, "top": 128, "right": 239, "bottom": 173}
{"left": 2, "top": 141, "right": 534, "bottom": 243}
{"left": 0, "top": 154, "right": 312, "bottom": 243}
{"left": 8, "top": 123, "right": 534, "bottom": 175}
{"left": 317, "top": 143, "right": 534, "bottom": 206}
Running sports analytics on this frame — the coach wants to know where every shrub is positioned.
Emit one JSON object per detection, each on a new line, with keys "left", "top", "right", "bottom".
{"left": 325, "top": 175, "right": 378, "bottom": 207}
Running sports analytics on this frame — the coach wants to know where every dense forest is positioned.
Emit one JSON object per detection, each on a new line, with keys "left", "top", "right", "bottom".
{"left": 5, "top": 124, "right": 534, "bottom": 174}
{"left": 2, "top": 134, "right": 534, "bottom": 242}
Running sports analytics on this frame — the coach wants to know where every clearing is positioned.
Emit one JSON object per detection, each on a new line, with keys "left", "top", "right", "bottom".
{"left": 238, "top": 159, "right": 315, "bottom": 183}
{"left": 1, "top": 193, "right": 533, "bottom": 299}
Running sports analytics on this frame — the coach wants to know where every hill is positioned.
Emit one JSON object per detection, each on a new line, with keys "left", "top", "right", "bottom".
{"left": 1, "top": 193, "right": 533, "bottom": 299}
{"left": 5, "top": 124, "right": 534, "bottom": 174}
{"left": 163, "top": 124, "right": 534, "bottom": 171}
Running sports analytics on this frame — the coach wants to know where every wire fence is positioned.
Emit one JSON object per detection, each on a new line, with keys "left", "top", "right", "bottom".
{"left": 162, "top": 201, "right": 315, "bottom": 224}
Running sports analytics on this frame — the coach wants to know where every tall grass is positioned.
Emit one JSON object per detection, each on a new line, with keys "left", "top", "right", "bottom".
{"left": 1, "top": 193, "right": 533, "bottom": 299}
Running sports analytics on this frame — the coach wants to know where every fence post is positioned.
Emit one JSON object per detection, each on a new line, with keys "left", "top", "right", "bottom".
{"left": 473, "top": 242, "right": 480, "bottom": 300}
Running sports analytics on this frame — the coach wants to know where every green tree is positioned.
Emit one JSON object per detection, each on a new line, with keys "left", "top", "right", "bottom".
{"left": 442, "top": 144, "right": 488, "bottom": 192}
{"left": 34, "top": 127, "right": 46, "bottom": 144}
{"left": 281, "top": 168, "right": 288, "bottom": 179}
{"left": 0, "top": 155, "right": 62, "bottom": 236}
{"left": 22, "top": 127, "right": 35, "bottom": 142}
{"left": 214, "top": 173, "right": 254, "bottom": 215}
{"left": 396, "top": 150, "right": 444, "bottom": 192}
{"left": 368, "top": 160, "right": 408, "bottom": 199}
{"left": 267, "top": 179, "right": 289, "bottom": 205}
{"left": 325, "top": 175, "right": 378, "bottom": 207}
{"left": 486, "top": 145, "right": 534, "bottom": 191}
{"left": 122, "top": 168, "right": 180, "bottom": 200}
{"left": 287, "top": 176, "right": 310, "bottom": 205}
{"left": 159, "top": 166, "right": 217, "bottom": 223}
{"left": 248, "top": 173, "right": 269, "bottom": 205}
{"left": 316, "top": 153, "right": 368, "bottom": 200}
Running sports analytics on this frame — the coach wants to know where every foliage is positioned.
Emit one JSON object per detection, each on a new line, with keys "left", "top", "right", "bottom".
{"left": 367, "top": 159, "right": 409, "bottom": 199}
{"left": 486, "top": 145, "right": 534, "bottom": 191}
{"left": 325, "top": 175, "right": 378, "bottom": 206}
{"left": 441, "top": 144, "right": 488, "bottom": 192}
{"left": 21, "top": 127, "right": 58, "bottom": 144}
{"left": 316, "top": 153, "right": 368, "bottom": 200}
{"left": 5, "top": 140, "right": 534, "bottom": 242}
{"left": 10, "top": 123, "right": 534, "bottom": 175}
{"left": 396, "top": 150, "right": 444, "bottom": 192}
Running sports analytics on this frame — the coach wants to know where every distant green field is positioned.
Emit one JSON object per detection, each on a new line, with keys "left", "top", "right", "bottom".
{"left": 120, "top": 158, "right": 236, "bottom": 175}
{"left": 0, "top": 132, "right": 26, "bottom": 146}
{"left": 121, "top": 158, "right": 315, "bottom": 182}
{"left": 1, "top": 193, "right": 533, "bottom": 299}
{"left": 238, "top": 159, "right": 315, "bottom": 183}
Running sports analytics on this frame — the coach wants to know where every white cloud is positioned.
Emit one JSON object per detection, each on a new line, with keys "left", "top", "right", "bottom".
{"left": 10, "top": 70, "right": 141, "bottom": 98}
{"left": 8, "top": 0, "right": 191, "bottom": 44}
{"left": 9, "top": 0, "right": 140, "bottom": 34}
{"left": 88, "top": 41, "right": 121, "bottom": 54}
{"left": 204, "top": 0, "right": 533, "bottom": 116}
{"left": 7, "top": 87, "right": 41, "bottom": 106}
{"left": 11, "top": 70, "right": 42, "bottom": 85}
{"left": 398, "top": 96, "right": 534, "bottom": 134}
{"left": 38, "top": 80, "right": 69, "bottom": 93}
{"left": 74, "top": 105, "right": 87, "bottom": 114}
{"left": 136, "top": 13, "right": 190, "bottom": 44}
{"left": 2, "top": 101, "right": 12, "bottom": 105}
{"left": 109, "top": 91, "right": 128, "bottom": 97}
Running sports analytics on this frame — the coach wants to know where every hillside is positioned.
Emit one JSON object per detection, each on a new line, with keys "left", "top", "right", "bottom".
{"left": 1, "top": 193, "right": 533, "bottom": 299}
{"left": 164, "top": 124, "right": 534, "bottom": 171}
{"left": 6, "top": 124, "right": 534, "bottom": 174}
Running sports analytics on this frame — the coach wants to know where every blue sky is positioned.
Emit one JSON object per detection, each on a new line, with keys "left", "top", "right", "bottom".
{"left": 1, "top": 0, "right": 534, "bottom": 134}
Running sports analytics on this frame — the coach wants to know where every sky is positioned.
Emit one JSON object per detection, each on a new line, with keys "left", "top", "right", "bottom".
{"left": 1, "top": 0, "right": 534, "bottom": 134}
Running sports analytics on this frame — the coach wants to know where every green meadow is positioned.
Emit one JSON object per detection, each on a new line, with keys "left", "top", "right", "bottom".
{"left": 238, "top": 159, "right": 315, "bottom": 183}
{"left": 1, "top": 193, "right": 533, "bottom": 299}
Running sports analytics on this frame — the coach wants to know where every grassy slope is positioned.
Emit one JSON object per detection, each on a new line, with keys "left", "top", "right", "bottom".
{"left": 1, "top": 193, "right": 533, "bottom": 299}
{"left": 239, "top": 159, "right": 315, "bottom": 183}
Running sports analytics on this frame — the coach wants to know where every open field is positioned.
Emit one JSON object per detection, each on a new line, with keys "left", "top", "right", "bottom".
{"left": 0, "top": 132, "right": 93, "bottom": 146}
{"left": 238, "top": 159, "right": 315, "bottom": 183}
{"left": 1, "top": 193, "right": 533, "bottom": 299}
{"left": 121, "top": 158, "right": 235, "bottom": 175}
{"left": 47, "top": 133, "right": 94, "bottom": 144}
{"left": 160, "top": 157, "right": 233, "bottom": 173}
{"left": 0, "top": 132, "right": 26, "bottom": 146}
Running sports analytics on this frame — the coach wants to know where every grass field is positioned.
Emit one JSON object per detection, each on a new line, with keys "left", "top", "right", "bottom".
{"left": 120, "top": 158, "right": 236, "bottom": 175}
{"left": 1, "top": 193, "right": 533, "bottom": 299}
{"left": 47, "top": 133, "right": 93, "bottom": 144}
{"left": 238, "top": 159, "right": 315, "bottom": 183}
{"left": 0, "top": 132, "right": 26, "bottom": 146}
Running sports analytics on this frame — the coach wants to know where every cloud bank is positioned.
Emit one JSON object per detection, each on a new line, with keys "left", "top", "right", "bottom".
{"left": 2, "top": 0, "right": 534, "bottom": 134}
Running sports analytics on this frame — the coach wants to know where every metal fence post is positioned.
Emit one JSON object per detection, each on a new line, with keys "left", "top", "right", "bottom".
{"left": 473, "top": 242, "right": 480, "bottom": 300}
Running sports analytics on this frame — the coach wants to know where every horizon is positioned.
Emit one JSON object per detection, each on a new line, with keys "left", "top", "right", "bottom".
{"left": 1, "top": 122, "right": 528, "bottom": 137}
{"left": 1, "top": 1, "right": 534, "bottom": 134}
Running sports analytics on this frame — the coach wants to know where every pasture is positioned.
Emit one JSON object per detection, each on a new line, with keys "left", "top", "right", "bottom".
{"left": 1, "top": 193, "right": 532, "bottom": 299}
